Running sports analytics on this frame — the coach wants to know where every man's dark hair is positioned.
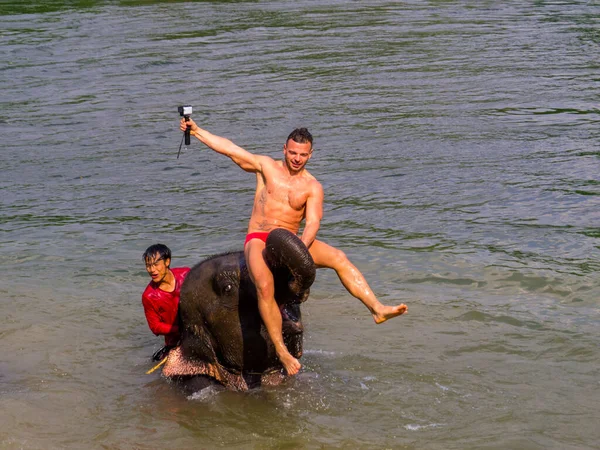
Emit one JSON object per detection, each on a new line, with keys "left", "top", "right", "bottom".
{"left": 287, "top": 128, "right": 313, "bottom": 147}
{"left": 143, "top": 243, "right": 171, "bottom": 265}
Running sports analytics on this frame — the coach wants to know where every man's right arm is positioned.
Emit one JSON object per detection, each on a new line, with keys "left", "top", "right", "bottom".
{"left": 181, "top": 118, "right": 264, "bottom": 173}
{"left": 300, "top": 180, "right": 324, "bottom": 248}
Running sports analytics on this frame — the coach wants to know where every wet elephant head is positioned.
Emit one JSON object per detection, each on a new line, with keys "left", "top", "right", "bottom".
{"left": 162, "top": 229, "right": 315, "bottom": 390}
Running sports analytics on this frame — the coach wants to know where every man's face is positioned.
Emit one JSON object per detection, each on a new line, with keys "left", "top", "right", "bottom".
{"left": 145, "top": 253, "right": 170, "bottom": 284}
{"left": 283, "top": 139, "right": 312, "bottom": 173}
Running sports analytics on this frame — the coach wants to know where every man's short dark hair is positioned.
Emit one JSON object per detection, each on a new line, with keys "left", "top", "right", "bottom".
{"left": 287, "top": 128, "right": 313, "bottom": 147}
{"left": 143, "top": 243, "right": 171, "bottom": 265}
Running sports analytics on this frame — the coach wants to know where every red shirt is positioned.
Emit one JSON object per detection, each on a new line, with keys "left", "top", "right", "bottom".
{"left": 142, "top": 267, "right": 190, "bottom": 346}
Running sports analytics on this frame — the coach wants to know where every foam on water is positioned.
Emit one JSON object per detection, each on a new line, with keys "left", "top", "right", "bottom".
{"left": 186, "top": 385, "right": 222, "bottom": 402}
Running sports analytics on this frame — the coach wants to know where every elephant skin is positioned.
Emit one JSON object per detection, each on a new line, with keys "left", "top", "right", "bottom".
{"left": 162, "top": 229, "right": 316, "bottom": 391}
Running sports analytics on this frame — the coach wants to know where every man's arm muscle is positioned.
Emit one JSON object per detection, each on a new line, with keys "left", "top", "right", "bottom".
{"left": 185, "top": 118, "right": 265, "bottom": 172}
{"left": 301, "top": 181, "right": 324, "bottom": 248}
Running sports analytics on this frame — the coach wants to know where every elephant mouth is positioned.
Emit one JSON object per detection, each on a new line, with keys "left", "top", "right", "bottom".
{"left": 280, "top": 305, "right": 303, "bottom": 335}
{"left": 162, "top": 347, "right": 288, "bottom": 391}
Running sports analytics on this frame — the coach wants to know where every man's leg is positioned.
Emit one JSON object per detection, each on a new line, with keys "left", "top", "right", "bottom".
{"left": 245, "top": 239, "right": 302, "bottom": 375}
{"left": 308, "top": 239, "right": 408, "bottom": 323}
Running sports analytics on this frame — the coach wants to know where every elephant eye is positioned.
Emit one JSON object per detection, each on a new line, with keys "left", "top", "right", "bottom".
{"left": 213, "top": 271, "right": 237, "bottom": 296}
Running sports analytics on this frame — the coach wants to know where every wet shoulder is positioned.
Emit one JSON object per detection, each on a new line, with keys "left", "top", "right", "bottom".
{"left": 173, "top": 267, "right": 191, "bottom": 282}
{"left": 258, "top": 154, "right": 278, "bottom": 170}
{"left": 304, "top": 170, "right": 322, "bottom": 189}
{"left": 142, "top": 282, "right": 158, "bottom": 302}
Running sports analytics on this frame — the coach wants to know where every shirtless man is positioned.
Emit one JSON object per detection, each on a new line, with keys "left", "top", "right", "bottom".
{"left": 180, "top": 118, "right": 408, "bottom": 375}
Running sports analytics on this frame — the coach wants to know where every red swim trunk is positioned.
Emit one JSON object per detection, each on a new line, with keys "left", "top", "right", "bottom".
{"left": 244, "top": 232, "right": 270, "bottom": 247}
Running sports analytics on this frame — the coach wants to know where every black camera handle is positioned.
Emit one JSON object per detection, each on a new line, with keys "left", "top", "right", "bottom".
{"left": 184, "top": 115, "right": 191, "bottom": 145}
{"left": 177, "top": 115, "right": 191, "bottom": 159}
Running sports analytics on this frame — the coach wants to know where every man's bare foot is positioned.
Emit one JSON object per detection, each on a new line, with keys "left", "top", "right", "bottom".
{"left": 279, "top": 352, "right": 301, "bottom": 376}
{"left": 373, "top": 303, "right": 408, "bottom": 324}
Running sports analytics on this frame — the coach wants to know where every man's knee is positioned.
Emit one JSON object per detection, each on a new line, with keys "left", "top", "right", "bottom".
{"left": 322, "top": 247, "right": 348, "bottom": 269}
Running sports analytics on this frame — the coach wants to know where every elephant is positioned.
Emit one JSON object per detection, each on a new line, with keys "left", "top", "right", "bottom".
{"left": 161, "top": 228, "right": 316, "bottom": 391}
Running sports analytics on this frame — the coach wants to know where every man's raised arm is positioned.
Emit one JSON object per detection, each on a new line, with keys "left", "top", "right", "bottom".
{"left": 180, "top": 118, "right": 262, "bottom": 172}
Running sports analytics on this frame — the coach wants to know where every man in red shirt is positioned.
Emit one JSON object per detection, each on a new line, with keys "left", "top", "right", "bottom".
{"left": 141, "top": 244, "right": 190, "bottom": 361}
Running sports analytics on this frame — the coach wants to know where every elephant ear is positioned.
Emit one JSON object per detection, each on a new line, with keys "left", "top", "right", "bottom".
{"left": 264, "top": 228, "right": 316, "bottom": 302}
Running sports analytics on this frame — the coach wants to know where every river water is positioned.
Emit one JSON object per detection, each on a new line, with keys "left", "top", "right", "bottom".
{"left": 1, "top": 1, "right": 599, "bottom": 449}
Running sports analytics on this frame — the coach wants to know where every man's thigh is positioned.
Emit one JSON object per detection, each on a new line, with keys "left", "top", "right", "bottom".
{"left": 244, "top": 240, "right": 273, "bottom": 282}
{"left": 308, "top": 239, "right": 339, "bottom": 269}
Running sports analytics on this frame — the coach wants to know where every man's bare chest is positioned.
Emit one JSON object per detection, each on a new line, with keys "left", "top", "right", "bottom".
{"left": 265, "top": 178, "right": 309, "bottom": 211}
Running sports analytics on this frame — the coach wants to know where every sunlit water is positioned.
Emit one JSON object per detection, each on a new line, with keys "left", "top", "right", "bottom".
{"left": 1, "top": 1, "right": 599, "bottom": 448}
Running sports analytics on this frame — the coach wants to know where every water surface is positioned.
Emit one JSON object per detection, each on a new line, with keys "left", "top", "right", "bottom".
{"left": 1, "top": 1, "right": 599, "bottom": 448}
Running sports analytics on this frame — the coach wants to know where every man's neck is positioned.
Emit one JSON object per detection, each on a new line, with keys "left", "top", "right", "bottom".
{"left": 157, "top": 269, "right": 176, "bottom": 293}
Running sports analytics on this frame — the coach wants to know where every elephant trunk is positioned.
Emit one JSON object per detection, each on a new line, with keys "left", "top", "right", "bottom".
{"left": 265, "top": 228, "right": 316, "bottom": 301}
